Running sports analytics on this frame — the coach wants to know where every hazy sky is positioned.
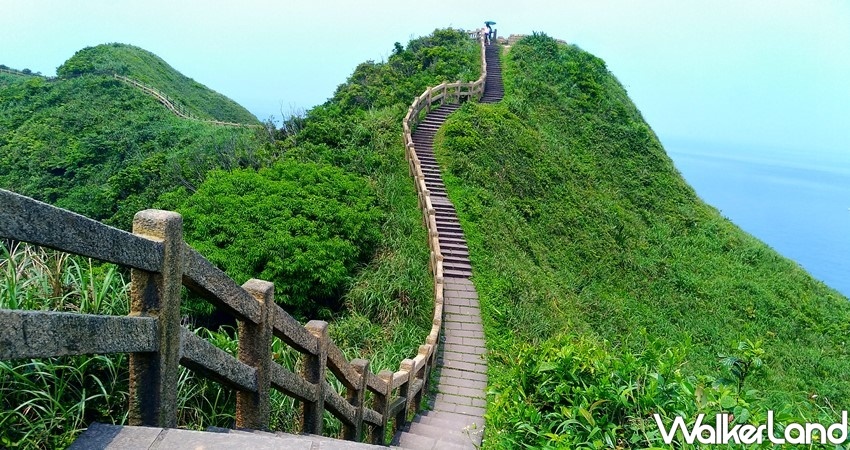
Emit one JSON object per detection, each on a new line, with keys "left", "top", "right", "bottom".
{"left": 2, "top": 0, "right": 849, "bottom": 155}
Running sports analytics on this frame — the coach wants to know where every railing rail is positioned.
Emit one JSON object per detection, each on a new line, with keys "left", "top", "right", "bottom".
{"left": 0, "top": 189, "right": 418, "bottom": 443}
{"left": 0, "top": 31, "right": 488, "bottom": 446}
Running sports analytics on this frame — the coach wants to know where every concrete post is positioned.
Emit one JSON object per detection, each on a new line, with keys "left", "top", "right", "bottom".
{"left": 302, "top": 320, "right": 328, "bottom": 435}
{"left": 415, "top": 344, "right": 432, "bottom": 410}
{"left": 128, "top": 210, "right": 183, "bottom": 428}
{"left": 237, "top": 279, "right": 274, "bottom": 430}
{"left": 397, "top": 359, "right": 414, "bottom": 426}
{"left": 343, "top": 359, "right": 369, "bottom": 441}
{"left": 370, "top": 369, "right": 394, "bottom": 445}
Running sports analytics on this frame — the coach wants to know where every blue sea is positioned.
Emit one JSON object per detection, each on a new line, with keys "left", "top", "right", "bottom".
{"left": 664, "top": 139, "right": 850, "bottom": 298}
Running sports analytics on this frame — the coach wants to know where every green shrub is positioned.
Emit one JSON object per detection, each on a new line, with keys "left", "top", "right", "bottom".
{"left": 487, "top": 335, "right": 837, "bottom": 449}
{"left": 178, "top": 160, "right": 382, "bottom": 317}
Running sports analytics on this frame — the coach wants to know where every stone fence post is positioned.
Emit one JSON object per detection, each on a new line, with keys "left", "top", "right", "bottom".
{"left": 237, "top": 279, "right": 274, "bottom": 429}
{"left": 344, "top": 359, "right": 369, "bottom": 441}
{"left": 128, "top": 210, "right": 184, "bottom": 427}
{"left": 371, "top": 369, "right": 394, "bottom": 444}
{"left": 302, "top": 320, "right": 328, "bottom": 434}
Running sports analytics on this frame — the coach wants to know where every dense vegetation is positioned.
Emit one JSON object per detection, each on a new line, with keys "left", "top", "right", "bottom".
{"left": 1, "top": 28, "right": 479, "bottom": 449}
{"left": 177, "top": 161, "right": 383, "bottom": 318}
{"left": 434, "top": 34, "right": 850, "bottom": 447}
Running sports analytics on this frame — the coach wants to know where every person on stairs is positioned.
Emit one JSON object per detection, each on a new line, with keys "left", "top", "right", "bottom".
{"left": 480, "top": 26, "right": 490, "bottom": 45}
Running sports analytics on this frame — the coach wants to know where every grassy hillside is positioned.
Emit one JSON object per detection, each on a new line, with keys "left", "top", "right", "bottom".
{"left": 0, "top": 71, "right": 34, "bottom": 86}
{"left": 434, "top": 34, "right": 850, "bottom": 447}
{"left": 0, "top": 71, "right": 262, "bottom": 229}
{"left": 57, "top": 43, "right": 258, "bottom": 123}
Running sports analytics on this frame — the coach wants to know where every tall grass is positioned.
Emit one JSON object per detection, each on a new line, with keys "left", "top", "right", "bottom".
{"left": 1, "top": 241, "right": 427, "bottom": 448}
{"left": 0, "top": 243, "right": 128, "bottom": 314}
{"left": 1, "top": 243, "right": 132, "bottom": 449}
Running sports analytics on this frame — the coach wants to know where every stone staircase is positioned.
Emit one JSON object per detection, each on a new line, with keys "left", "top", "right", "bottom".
{"left": 67, "top": 41, "right": 505, "bottom": 450}
{"left": 481, "top": 44, "right": 505, "bottom": 103}
{"left": 391, "top": 41, "right": 503, "bottom": 450}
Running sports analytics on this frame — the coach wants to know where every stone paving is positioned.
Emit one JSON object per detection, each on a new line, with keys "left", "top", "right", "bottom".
{"left": 393, "top": 278, "right": 487, "bottom": 449}
{"left": 392, "top": 41, "right": 503, "bottom": 450}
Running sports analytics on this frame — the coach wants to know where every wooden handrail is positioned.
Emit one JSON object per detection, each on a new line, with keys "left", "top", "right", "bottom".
{"left": 0, "top": 30, "right": 489, "bottom": 446}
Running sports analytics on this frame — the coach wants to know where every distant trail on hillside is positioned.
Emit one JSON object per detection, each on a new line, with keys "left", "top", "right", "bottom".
{"left": 113, "top": 74, "right": 261, "bottom": 128}
{"left": 2, "top": 65, "right": 258, "bottom": 128}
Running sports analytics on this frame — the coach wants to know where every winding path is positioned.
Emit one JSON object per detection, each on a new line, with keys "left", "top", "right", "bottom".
{"left": 66, "top": 38, "right": 505, "bottom": 450}
{"left": 393, "top": 41, "right": 503, "bottom": 450}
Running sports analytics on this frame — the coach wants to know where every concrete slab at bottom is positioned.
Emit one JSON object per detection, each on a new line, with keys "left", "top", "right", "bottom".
{"left": 70, "top": 423, "right": 382, "bottom": 450}
{"left": 392, "top": 431, "right": 471, "bottom": 450}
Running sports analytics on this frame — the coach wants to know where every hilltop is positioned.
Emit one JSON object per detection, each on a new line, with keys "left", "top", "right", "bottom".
{"left": 57, "top": 43, "right": 258, "bottom": 123}
{"left": 434, "top": 33, "right": 850, "bottom": 447}
{"left": 0, "top": 45, "right": 264, "bottom": 229}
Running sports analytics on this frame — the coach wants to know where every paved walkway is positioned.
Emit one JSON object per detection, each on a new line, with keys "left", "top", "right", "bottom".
{"left": 393, "top": 41, "right": 503, "bottom": 450}
{"left": 71, "top": 41, "right": 504, "bottom": 450}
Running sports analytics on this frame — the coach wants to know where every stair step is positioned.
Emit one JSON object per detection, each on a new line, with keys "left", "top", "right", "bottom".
{"left": 70, "top": 422, "right": 383, "bottom": 450}
{"left": 442, "top": 249, "right": 469, "bottom": 258}
{"left": 444, "top": 263, "right": 473, "bottom": 272}
{"left": 443, "top": 255, "right": 471, "bottom": 264}
{"left": 393, "top": 432, "right": 469, "bottom": 450}
{"left": 413, "top": 413, "right": 484, "bottom": 438}
{"left": 403, "top": 422, "right": 475, "bottom": 447}
{"left": 445, "top": 269, "right": 473, "bottom": 278}
{"left": 440, "top": 240, "right": 468, "bottom": 248}
{"left": 439, "top": 241, "right": 468, "bottom": 250}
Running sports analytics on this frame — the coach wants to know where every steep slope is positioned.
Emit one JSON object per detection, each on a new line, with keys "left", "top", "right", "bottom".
{"left": 57, "top": 43, "right": 258, "bottom": 124}
{"left": 434, "top": 33, "right": 850, "bottom": 447}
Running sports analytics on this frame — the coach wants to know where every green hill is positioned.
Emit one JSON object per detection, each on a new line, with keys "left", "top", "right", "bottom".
{"left": 434, "top": 34, "right": 850, "bottom": 447}
{"left": 0, "top": 51, "right": 263, "bottom": 229}
{"left": 57, "top": 43, "right": 258, "bottom": 123}
{"left": 0, "top": 71, "right": 35, "bottom": 86}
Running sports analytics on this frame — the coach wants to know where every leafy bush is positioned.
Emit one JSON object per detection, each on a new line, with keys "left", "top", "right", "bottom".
{"left": 178, "top": 161, "right": 382, "bottom": 317}
{"left": 487, "top": 335, "right": 838, "bottom": 449}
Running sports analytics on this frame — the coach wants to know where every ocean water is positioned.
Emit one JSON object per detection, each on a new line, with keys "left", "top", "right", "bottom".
{"left": 664, "top": 139, "right": 850, "bottom": 298}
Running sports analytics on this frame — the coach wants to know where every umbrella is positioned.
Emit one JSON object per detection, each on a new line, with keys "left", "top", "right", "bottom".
{"left": 484, "top": 21, "right": 496, "bottom": 26}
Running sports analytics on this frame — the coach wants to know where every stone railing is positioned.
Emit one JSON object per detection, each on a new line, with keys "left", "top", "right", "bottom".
{"left": 0, "top": 189, "right": 433, "bottom": 445}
